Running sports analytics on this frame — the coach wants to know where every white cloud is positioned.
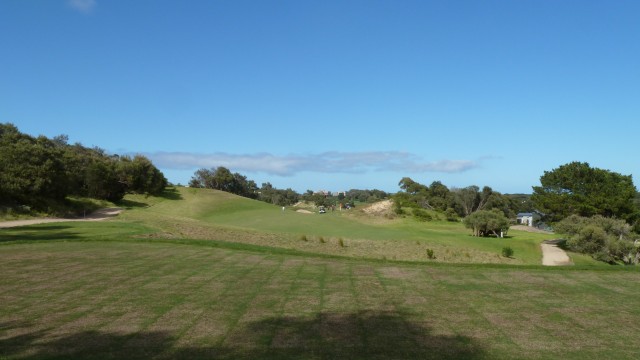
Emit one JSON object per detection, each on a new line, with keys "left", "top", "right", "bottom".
{"left": 67, "top": 0, "right": 96, "bottom": 13}
{"left": 142, "top": 151, "right": 480, "bottom": 176}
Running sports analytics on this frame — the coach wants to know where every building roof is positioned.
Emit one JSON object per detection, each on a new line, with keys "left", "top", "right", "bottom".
{"left": 517, "top": 212, "right": 534, "bottom": 217}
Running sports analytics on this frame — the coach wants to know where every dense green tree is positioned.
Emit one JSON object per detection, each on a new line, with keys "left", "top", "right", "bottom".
{"left": 118, "top": 155, "right": 168, "bottom": 195}
{"left": 463, "top": 209, "right": 510, "bottom": 237}
{"left": 394, "top": 178, "right": 517, "bottom": 219}
{"left": 345, "top": 189, "right": 389, "bottom": 204}
{"left": 85, "top": 158, "right": 126, "bottom": 202}
{"left": 398, "top": 177, "right": 428, "bottom": 195}
{"left": 258, "top": 182, "right": 299, "bottom": 206}
{"left": 189, "top": 166, "right": 258, "bottom": 199}
{"left": 532, "top": 162, "right": 638, "bottom": 222}
{"left": 0, "top": 124, "right": 67, "bottom": 207}
{"left": 427, "top": 181, "right": 451, "bottom": 211}
{"left": 0, "top": 123, "right": 168, "bottom": 209}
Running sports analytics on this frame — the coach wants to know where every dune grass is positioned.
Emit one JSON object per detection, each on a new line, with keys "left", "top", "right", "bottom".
{"left": 1, "top": 241, "right": 638, "bottom": 360}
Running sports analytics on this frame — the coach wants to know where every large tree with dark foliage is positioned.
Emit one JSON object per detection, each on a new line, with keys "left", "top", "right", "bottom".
{"left": 0, "top": 124, "right": 68, "bottom": 207}
{"left": 531, "top": 162, "right": 638, "bottom": 223}
{"left": 189, "top": 166, "right": 258, "bottom": 199}
{"left": 258, "top": 182, "right": 299, "bottom": 206}
{"left": 0, "top": 123, "right": 168, "bottom": 209}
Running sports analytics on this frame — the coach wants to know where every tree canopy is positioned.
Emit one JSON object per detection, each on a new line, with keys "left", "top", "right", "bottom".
{"left": 0, "top": 123, "right": 168, "bottom": 210}
{"left": 394, "top": 177, "right": 521, "bottom": 220}
{"left": 463, "top": 209, "right": 510, "bottom": 237}
{"left": 531, "top": 162, "right": 638, "bottom": 223}
{"left": 189, "top": 166, "right": 258, "bottom": 199}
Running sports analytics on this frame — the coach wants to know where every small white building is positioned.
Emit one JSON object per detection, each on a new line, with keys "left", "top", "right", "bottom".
{"left": 516, "top": 212, "right": 535, "bottom": 227}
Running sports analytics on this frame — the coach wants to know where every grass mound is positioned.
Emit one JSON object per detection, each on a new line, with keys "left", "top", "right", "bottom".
{"left": 109, "top": 187, "right": 584, "bottom": 265}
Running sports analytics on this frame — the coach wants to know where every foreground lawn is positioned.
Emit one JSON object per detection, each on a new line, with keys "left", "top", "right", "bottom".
{"left": 1, "top": 241, "right": 638, "bottom": 359}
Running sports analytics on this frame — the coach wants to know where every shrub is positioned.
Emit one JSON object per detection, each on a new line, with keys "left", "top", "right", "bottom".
{"left": 300, "top": 234, "right": 308, "bottom": 241}
{"left": 426, "top": 249, "right": 436, "bottom": 259}
{"left": 568, "top": 225, "right": 607, "bottom": 254}
{"left": 556, "top": 214, "right": 638, "bottom": 264}
{"left": 393, "top": 203, "right": 405, "bottom": 215}
{"left": 338, "top": 238, "right": 345, "bottom": 247}
{"left": 501, "top": 246, "right": 514, "bottom": 258}
{"left": 319, "top": 236, "right": 325, "bottom": 243}
{"left": 413, "top": 208, "right": 433, "bottom": 222}
{"left": 445, "top": 208, "right": 458, "bottom": 222}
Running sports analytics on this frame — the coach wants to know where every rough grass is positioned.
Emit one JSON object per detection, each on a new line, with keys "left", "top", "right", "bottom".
{"left": 1, "top": 241, "right": 639, "bottom": 359}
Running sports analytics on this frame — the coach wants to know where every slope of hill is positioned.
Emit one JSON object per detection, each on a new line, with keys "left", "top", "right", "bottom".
{"left": 113, "top": 187, "right": 571, "bottom": 265}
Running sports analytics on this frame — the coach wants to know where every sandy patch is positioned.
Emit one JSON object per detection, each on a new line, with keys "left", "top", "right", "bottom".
{"left": 361, "top": 200, "right": 393, "bottom": 215}
{"left": 541, "top": 243, "right": 572, "bottom": 266}
{"left": 296, "top": 209, "right": 313, "bottom": 214}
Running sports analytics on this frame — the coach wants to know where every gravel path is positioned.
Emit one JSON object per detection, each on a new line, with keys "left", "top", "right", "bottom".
{"left": 0, "top": 208, "right": 123, "bottom": 228}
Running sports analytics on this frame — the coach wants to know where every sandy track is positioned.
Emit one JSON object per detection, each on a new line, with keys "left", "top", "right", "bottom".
{"left": 0, "top": 208, "right": 123, "bottom": 229}
{"left": 541, "top": 240, "right": 572, "bottom": 266}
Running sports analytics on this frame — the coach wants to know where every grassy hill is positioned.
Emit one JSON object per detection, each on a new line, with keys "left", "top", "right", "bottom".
{"left": 111, "top": 186, "right": 585, "bottom": 266}
{"left": 2, "top": 187, "right": 639, "bottom": 359}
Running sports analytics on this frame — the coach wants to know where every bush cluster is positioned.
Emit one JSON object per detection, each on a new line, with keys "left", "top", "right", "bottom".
{"left": 412, "top": 208, "right": 433, "bottom": 222}
{"left": 556, "top": 215, "right": 639, "bottom": 264}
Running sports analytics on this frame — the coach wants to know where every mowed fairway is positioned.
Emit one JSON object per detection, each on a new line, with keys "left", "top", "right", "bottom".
{"left": 2, "top": 241, "right": 640, "bottom": 359}
{"left": 117, "top": 187, "right": 565, "bottom": 265}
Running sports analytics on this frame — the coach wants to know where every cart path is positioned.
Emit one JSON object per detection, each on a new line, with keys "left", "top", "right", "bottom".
{"left": 0, "top": 208, "right": 123, "bottom": 228}
{"left": 541, "top": 239, "right": 573, "bottom": 266}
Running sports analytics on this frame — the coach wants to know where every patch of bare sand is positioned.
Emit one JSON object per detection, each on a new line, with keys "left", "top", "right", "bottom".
{"left": 541, "top": 243, "right": 572, "bottom": 266}
{"left": 296, "top": 209, "right": 313, "bottom": 214}
{"left": 361, "top": 199, "right": 393, "bottom": 215}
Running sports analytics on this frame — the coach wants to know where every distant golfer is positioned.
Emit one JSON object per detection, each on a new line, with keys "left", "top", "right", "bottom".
{"left": 282, "top": 206, "right": 285, "bottom": 212}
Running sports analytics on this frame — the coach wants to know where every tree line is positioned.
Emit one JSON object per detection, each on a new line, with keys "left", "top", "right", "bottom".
{"left": 392, "top": 177, "right": 528, "bottom": 237}
{"left": 188, "top": 166, "right": 389, "bottom": 207}
{"left": 0, "top": 123, "right": 167, "bottom": 212}
{"left": 396, "top": 162, "right": 640, "bottom": 264}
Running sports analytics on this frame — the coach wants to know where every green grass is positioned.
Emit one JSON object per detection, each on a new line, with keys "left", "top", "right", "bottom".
{"left": 0, "top": 220, "right": 151, "bottom": 244}
{"left": 0, "top": 187, "right": 636, "bottom": 359}
{"left": 115, "top": 187, "right": 578, "bottom": 265}
{"left": 1, "top": 241, "right": 639, "bottom": 359}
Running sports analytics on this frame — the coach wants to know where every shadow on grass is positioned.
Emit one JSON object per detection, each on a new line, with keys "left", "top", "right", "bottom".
{"left": 116, "top": 199, "right": 150, "bottom": 209}
{"left": 543, "top": 238, "right": 568, "bottom": 249}
{"left": 159, "top": 187, "right": 183, "bottom": 201}
{"left": 0, "top": 310, "right": 486, "bottom": 360}
{"left": 0, "top": 225, "right": 80, "bottom": 243}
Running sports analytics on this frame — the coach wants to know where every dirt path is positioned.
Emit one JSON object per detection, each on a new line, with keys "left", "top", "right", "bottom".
{"left": 0, "top": 208, "right": 124, "bottom": 229}
{"left": 541, "top": 239, "right": 573, "bottom": 266}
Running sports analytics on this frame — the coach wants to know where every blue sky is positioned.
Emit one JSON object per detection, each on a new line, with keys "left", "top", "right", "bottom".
{"left": 2, "top": 0, "right": 639, "bottom": 194}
